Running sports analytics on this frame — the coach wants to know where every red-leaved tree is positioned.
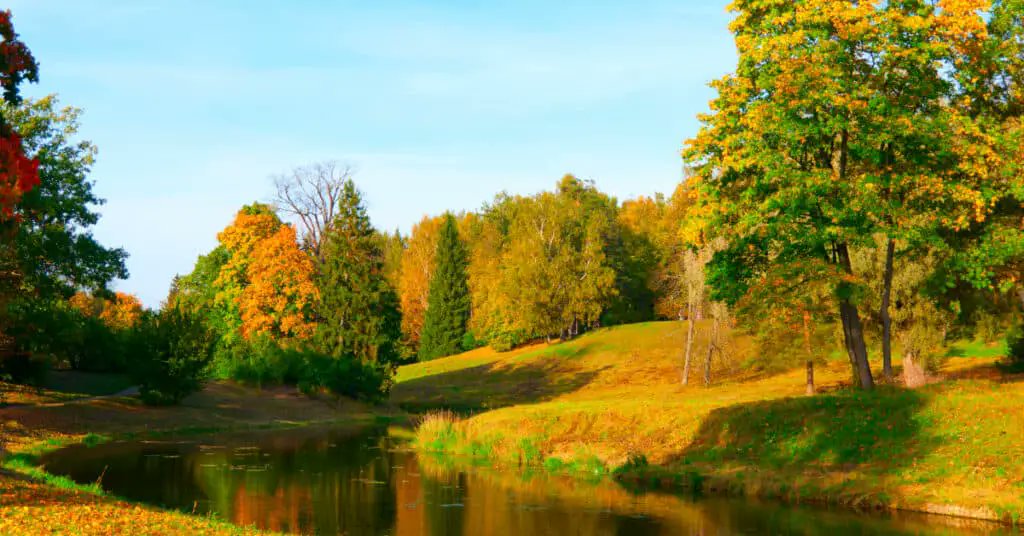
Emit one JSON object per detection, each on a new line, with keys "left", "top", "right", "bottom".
{"left": 0, "top": 10, "right": 39, "bottom": 222}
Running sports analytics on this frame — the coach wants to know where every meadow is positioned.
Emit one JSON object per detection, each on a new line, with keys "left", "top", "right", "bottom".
{"left": 399, "top": 321, "right": 1024, "bottom": 523}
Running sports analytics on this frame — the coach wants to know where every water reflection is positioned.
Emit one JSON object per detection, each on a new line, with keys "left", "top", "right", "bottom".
{"left": 41, "top": 426, "right": 1015, "bottom": 535}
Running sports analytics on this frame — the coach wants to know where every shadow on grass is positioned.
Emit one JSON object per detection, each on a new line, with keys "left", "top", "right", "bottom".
{"left": 671, "top": 388, "right": 936, "bottom": 472}
{"left": 393, "top": 343, "right": 610, "bottom": 413}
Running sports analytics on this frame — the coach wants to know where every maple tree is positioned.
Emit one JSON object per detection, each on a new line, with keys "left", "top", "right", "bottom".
{"left": 239, "top": 224, "right": 318, "bottom": 341}
{"left": 0, "top": 10, "right": 38, "bottom": 224}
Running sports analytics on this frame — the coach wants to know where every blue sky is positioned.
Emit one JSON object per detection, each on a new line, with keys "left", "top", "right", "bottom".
{"left": 9, "top": 1, "right": 736, "bottom": 306}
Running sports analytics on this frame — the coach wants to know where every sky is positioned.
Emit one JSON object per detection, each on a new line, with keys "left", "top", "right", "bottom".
{"left": 8, "top": 1, "right": 737, "bottom": 306}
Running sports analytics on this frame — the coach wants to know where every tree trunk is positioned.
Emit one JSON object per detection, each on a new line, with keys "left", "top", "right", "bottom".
{"left": 836, "top": 243, "right": 875, "bottom": 390}
{"left": 1018, "top": 288, "right": 1024, "bottom": 311}
{"left": 703, "top": 315, "right": 718, "bottom": 387}
{"left": 682, "top": 302, "right": 695, "bottom": 385}
{"left": 880, "top": 238, "right": 895, "bottom": 381}
{"left": 903, "top": 350, "right": 927, "bottom": 388}
{"left": 802, "top": 310, "right": 815, "bottom": 395}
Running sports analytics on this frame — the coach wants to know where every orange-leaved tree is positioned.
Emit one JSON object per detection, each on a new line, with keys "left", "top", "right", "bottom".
{"left": 215, "top": 203, "right": 317, "bottom": 342}
{"left": 398, "top": 214, "right": 444, "bottom": 349}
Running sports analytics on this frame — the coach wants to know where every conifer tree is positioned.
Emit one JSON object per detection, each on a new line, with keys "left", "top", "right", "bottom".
{"left": 418, "top": 213, "right": 471, "bottom": 361}
{"left": 314, "top": 180, "right": 401, "bottom": 366}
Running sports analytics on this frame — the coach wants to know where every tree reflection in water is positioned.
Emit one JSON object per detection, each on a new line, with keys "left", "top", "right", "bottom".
{"left": 41, "top": 426, "right": 1012, "bottom": 536}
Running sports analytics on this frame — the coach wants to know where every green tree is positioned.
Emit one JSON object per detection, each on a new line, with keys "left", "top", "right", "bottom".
{"left": 418, "top": 213, "right": 471, "bottom": 361}
{"left": 315, "top": 180, "right": 401, "bottom": 367}
{"left": 5, "top": 96, "right": 127, "bottom": 298}
{"left": 500, "top": 177, "right": 617, "bottom": 341}
{"left": 687, "top": 0, "right": 1000, "bottom": 390}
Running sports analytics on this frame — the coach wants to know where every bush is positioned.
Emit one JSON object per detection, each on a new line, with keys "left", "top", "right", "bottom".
{"left": 129, "top": 308, "right": 215, "bottom": 405}
{"left": 213, "top": 337, "right": 306, "bottom": 387}
{"left": 210, "top": 338, "right": 392, "bottom": 403}
{"left": 6, "top": 300, "right": 128, "bottom": 373}
{"left": 0, "top": 352, "right": 48, "bottom": 386}
{"left": 300, "top": 352, "right": 392, "bottom": 403}
{"left": 1006, "top": 322, "right": 1024, "bottom": 371}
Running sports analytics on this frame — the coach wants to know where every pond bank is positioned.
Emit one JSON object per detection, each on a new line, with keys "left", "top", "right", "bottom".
{"left": 0, "top": 381, "right": 403, "bottom": 535}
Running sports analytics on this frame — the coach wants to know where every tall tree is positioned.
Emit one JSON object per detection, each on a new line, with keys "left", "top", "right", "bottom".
{"left": 418, "top": 213, "right": 471, "bottom": 361}
{"left": 0, "top": 10, "right": 40, "bottom": 362}
{"left": 213, "top": 203, "right": 283, "bottom": 343}
{"left": 315, "top": 180, "right": 401, "bottom": 367}
{"left": 5, "top": 96, "right": 128, "bottom": 298}
{"left": 500, "top": 177, "right": 617, "bottom": 340}
{"left": 0, "top": 9, "right": 38, "bottom": 225}
{"left": 686, "top": 0, "right": 999, "bottom": 390}
{"left": 399, "top": 215, "right": 444, "bottom": 349}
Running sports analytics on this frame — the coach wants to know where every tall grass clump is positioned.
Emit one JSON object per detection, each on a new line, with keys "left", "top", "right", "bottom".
{"left": 415, "top": 410, "right": 461, "bottom": 452}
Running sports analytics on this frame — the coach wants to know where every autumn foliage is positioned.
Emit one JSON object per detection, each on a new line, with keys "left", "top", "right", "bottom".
{"left": 0, "top": 9, "right": 38, "bottom": 222}
{"left": 215, "top": 204, "right": 317, "bottom": 342}
{"left": 69, "top": 291, "right": 143, "bottom": 331}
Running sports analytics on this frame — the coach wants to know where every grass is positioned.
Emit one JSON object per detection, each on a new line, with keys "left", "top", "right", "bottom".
{"left": 0, "top": 380, "right": 397, "bottom": 535}
{"left": 398, "top": 320, "right": 1024, "bottom": 523}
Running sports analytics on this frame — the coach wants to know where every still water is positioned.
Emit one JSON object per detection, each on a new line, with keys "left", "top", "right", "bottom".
{"left": 41, "top": 426, "right": 1013, "bottom": 535}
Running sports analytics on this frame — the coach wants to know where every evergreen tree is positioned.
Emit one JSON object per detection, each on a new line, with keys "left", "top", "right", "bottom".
{"left": 418, "top": 213, "right": 471, "bottom": 360}
{"left": 314, "top": 180, "right": 401, "bottom": 367}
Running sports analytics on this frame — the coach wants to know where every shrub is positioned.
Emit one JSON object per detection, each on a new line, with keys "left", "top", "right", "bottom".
{"left": 129, "top": 308, "right": 215, "bottom": 405}
{"left": 1006, "top": 322, "right": 1024, "bottom": 371}
{"left": 7, "top": 300, "right": 128, "bottom": 373}
{"left": 0, "top": 352, "right": 48, "bottom": 386}
{"left": 300, "top": 352, "right": 392, "bottom": 403}
{"left": 214, "top": 337, "right": 306, "bottom": 387}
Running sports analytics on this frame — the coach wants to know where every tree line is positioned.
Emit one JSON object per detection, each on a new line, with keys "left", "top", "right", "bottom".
{"left": 1, "top": 2, "right": 1022, "bottom": 406}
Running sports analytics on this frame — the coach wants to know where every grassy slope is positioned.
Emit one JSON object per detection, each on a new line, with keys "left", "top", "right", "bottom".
{"left": 0, "top": 381, "right": 390, "bottom": 535}
{"left": 393, "top": 321, "right": 1024, "bottom": 522}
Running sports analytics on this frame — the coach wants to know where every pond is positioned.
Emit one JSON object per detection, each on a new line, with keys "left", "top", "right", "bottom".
{"left": 41, "top": 426, "right": 1013, "bottom": 535}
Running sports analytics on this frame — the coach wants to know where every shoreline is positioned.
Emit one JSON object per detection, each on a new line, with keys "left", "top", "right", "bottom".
{"left": 0, "top": 381, "right": 405, "bottom": 535}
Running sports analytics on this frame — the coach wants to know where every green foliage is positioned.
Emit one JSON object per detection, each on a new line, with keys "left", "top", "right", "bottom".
{"left": 6, "top": 298, "right": 127, "bottom": 373}
{"left": 212, "top": 337, "right": 307, "bottom": 387}
{"left": 315, "top": 179, "right": 402, "bottom": 367}
{"left": 418, "top": 213, "right": 471, "bottom": 361}
{"left": 4, "top": 95, "right": 127, "bottom": 298}
{"left": 299, "top": 351, "right": 392, "bottom": 403}
{"left": 212, "top": 337, "right": 391, "bottom": 402}
{"left": 1006, "top": 323, "right": 1024, "bottom": 371}
{"left": 129, "top": 308, "right": 215, "bottom": 406}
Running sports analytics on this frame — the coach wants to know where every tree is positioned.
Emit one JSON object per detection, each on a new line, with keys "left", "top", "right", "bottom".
{"left": 686, "top": 0, "right": 1000, "bottom": 390}
{"left": 239, "top": 224, "right": 318, "bottom": 341}
{"left": 399, "top": 215, "right": 444, "bottom": 349}
{"left": 272, "top": 161, "right": 354, "bottom": 260}
{"left": 607, "top": 195, "right": 662, "bottom": 325}
{"left": 0, "top": 9, "right": 39, "bottom": 224}
{"left": 378, "top": 228, "right": 405, "bottom": 294}
{"left": 500, "top": 178, "right": 617, "bottom": 340}
{"left": 168, "top": 246, "right": 234, "bottom": 340}
{"left": 4, "top": 96, "right": 128, "bottom": 298}
{"left": 418, "top": 213, "right": 471, "bottom": 360}
{"left": 0, "top": 10, "right": 40, "bottom": 367}
{"left": 129, "top": 307, "right": 215, "bottom": 405}
{"left": 179, "top": 204, "right": 316, "bottom": 346}
{"left": 315, "top": 179, "right": 401, "bottom": 367}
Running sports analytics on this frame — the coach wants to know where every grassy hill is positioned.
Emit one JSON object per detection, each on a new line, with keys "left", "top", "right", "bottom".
{"left": 393, "top": 321, "right": 1024, "bottom": 523}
